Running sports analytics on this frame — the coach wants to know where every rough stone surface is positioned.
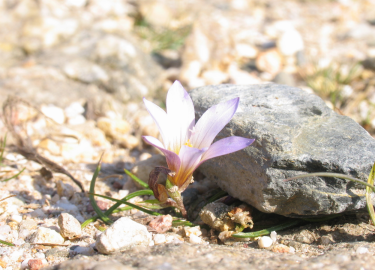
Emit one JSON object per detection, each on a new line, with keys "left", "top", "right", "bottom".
{"left": 189, "top": 84, "right": 375, "bottom": 217}
{"left": 42, "top": 241, "right": 375, "bottom": 270}
{"left": 58, "top": 213, "right": 82, "bottom": 239}
{"left": 95, "top": 217, "right": 152, "bottom": 255}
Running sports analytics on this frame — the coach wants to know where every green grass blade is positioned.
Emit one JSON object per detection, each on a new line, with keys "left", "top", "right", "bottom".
{"left": 172, "top": 219, "right": 194, "bottom": 227}
{"left": 0, "top": 134, "right": 7, "bottom": 164}
{"left": 89, "top": 193, "right": 162, "bottom": 216}
{"left": 284, "top": 172, "right": 375, "bottom": 191}
{"left": 124, "top": 169, "right": 149, "bottom": 188}
{"left": 366, "top": 162, "right": 375, "bottom": 226}
{"left": 82, "top": 189, "right": 154, "bottom": 229}
{"left": 112, "top": 206, "right": 133, "bottom": 213}
{"left": 1, "top": 167, "right": 25, "bottom": 182}
{"left": 89, "top": 154, "right": 112, "bottom": 225}
{"left": 0, "top": 239, "right": 14, "bottom": 246}
{"left": 232, "top": 220, "right": 301, "bottom": 238}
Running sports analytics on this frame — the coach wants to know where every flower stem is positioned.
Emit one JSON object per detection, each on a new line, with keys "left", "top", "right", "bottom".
{"left": 166, "top": 179, "right": 187, "bottom": 218}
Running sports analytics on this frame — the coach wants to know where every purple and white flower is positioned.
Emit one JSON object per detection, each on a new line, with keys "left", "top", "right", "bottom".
{"left": 143, "top": 81, "right": 254, "bottom": 217}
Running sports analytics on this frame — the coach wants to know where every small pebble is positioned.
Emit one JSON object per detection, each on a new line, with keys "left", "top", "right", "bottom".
{"left": 10, "top": 214, "right": 23, "bottom": 223}
{"left": 64, "top": 102, "right": 85, "bottom": 118}
{"left": 67, "top": 114, "right": 86, "bottom": 125}
{"left": 21, "top": 258, "right": 31, "bottom": 270}
{"left": 184, "top": 226, "right": 202, "bottom": 237}
{"left": 30, "top": 227, "right": 65, "bottom": 244}
{"left": 45, "top": 248, "right": 70, "bottom": 258}
{"left": 320, "top": 235, "right": 334, "bottom": 245}
{"left": 153, "top": 234, "right": 166, "bottom": 245}
{"left": 41, "top": 105, "right": 65, "bottom": 124}
{"left": 95, "top": 217, "right": 152, "bottom": 254}
{"left": 58, "top": 213, "right": 82, "bottom": 239}
{"left": 34, "top": 252, "right": 46, "bottom": 259}
{"left": 29, "top": 209, "right": 46, "bottom": 219}
{"left": 356, "top": 246, "right": 369, "bottom": 254}
{"left": 189, "top": 234, "right": 203, "bottom": 244}
{"left": 271, "top": 244, "right": 290, "bottom": 253}
{"left": 71, "top": 246, "right": 95, "bottom": 256}
{"left": 270, "top": 231, "right": 277, "bottom": 243}
{"left": 258, "top": 236, "right": 273, "bottom": 248}
{"left": 28, "top": 258, "right": 46, "bottom": 270}
{"left": 148, "top": 215, "right": 173, "bottom": 233}
{"left": 165, "top": 234, "right": 184, "bottom": 244}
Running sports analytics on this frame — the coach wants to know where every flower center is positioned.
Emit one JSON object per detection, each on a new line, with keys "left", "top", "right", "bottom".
{"left": 184, "top": 139, "right": 193, "bottom": 147}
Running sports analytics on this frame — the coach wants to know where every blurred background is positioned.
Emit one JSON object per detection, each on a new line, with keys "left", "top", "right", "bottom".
{"left": 1, "top": 0, "right": 375, "bottom": 137}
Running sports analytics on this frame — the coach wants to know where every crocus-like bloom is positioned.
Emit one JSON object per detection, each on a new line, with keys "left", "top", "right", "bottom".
{"left": 143, "top": 81, "right": 254, "bottom": 217}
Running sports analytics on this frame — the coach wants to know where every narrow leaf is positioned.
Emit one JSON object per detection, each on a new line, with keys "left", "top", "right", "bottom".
{"left": 284, "top": 172, "right": 375, "bottom": 192}
{"left": 89, "top": 153, "right": 112, "bottom": 224}
{"left": 232, "top": 220, "right": 301, "bottom": 238}
{"left": 0, "top": 239, "right": 14, "bottom": 246}
{"left": 90, "top": 193, "right": 162, "bottom": 216}
{"left": 0, "top": 134, "right": 7, "bottom": 164}
{"left": 366, "top": 162, "right": 375, "bottom": 226}
{"left": 1, "top": 167, "right": 25, "bottom": 182}
{"left": 81, "top": 189, "right": 154, "bottom": 229}
{"left": 124, "top": 169, "right": 149, "bottom": 188}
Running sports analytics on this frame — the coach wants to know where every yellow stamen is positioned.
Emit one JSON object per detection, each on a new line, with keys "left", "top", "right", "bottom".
{"left": 184, "top": 139, "right": 193, "bottom": 147}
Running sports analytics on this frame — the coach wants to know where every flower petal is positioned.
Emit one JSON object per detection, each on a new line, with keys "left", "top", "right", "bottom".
{"left": 190, "top": 97, "right": 240, "bottom": 149}
{"left": 166, "top": 81, "right": 195, "bottom": 153}
{"left": 200, "top": 136, "right": 254, "bottom": 164}
{"left": 142, "top": 136, "right": 181, "bottom": 173}
{"left": 143, "top": 97, "right": 170, "bottom": 147}
{"left": 173, "top": 145, "right": 206, "bottom": 187}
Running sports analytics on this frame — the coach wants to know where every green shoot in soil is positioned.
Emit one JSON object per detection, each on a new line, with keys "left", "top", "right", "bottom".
{"left": 232, "top": 220, "right": 302, "bottom": 238}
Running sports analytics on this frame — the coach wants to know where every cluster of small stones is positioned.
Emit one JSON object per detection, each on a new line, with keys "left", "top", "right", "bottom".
{"left": 139, "top": 0, "right": 375, "bottom": 135}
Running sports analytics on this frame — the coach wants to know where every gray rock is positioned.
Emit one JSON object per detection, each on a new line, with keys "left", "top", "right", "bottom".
{"left": 95, "top": 217, "right": 152, "bottom": 255}
{"left": 182, "top": 188, "right": 199, "bottom": 207}
{"left": 189, "top": 84, "right": 375, "bottom": 217}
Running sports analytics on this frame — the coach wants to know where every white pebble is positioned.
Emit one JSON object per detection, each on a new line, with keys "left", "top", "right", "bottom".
{"left": 95, "top": 217, "right": 152, "bottom": 254}
{"left": 67, "top": 115, "right": 86, "bottom": 125}
{"left": 289, "top": 246, "right": 296, "bottom": 253}
{"left": 189, "top": 234, "right": 202, "bottom": 244}
{"left": 258, "top": 236, "right": 273, "bottom": 248}
{"left": 30, "top": 227, "right": 65, "bottom": 244}
{"left": 41, "top": 105, "right": 65, "bottom": 124}
{"left": 356, "top": 246, "right": 369, "bottom": 254}
{"left": 270, "top": 231, "right": 277, "bottom": 243}
{"left": 58, "top": 213, "right": 82, "bottom": 239}
{"left": 184, "top": 226, "right": 202, "bottom": 237}
{"left": 35, "top": 252, "right": 46, "bottom": 259}
{"left": 0, "top": 225, "right": 11, "bottom": 239}
{"left": 21, "top": 258, "right": 31, "bottom": 270}
{"left": 153, "top": 234, "right": 166, "bottom": 245}
{"left": 165, "top": 234, "right": 183, "bottom": 244}
{"left": 65, "top": 102, "right": 85, "bottom": 118}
